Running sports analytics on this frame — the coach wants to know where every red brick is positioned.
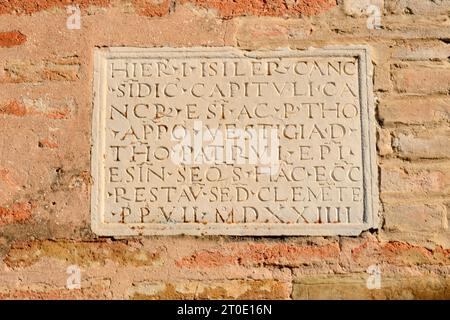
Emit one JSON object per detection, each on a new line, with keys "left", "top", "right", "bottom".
{"left": 132, "top": 0, "right": 171, "bottom": 16}
{"left": 38, "top": 139, "right": 59, "bottom": 149}
{"left": 179, "top": 0, "right": 337, "bottom": 18}
{"left": 0, "top": 0, "right": 110, "bottom": 15}
{"left": 0, "top": 99, "right": 74, "bottom": 119}
{"left": 1, "top": 59, "right": 80, "bottom": 83}
{"left": 0, "top": 0, "right": 170, "bottom": 17}
{"left": 0, "top": 202, "right": 33, "bottom": 226}
{"left": 386, "top": 0, "right": 450, "bottom": 16}
{"left": 1, "top": 0, "right": 450, "bottom": 301}
{"left": 0, "top": 100, "right": 27, "bottom": 116}
{"left": 350, "top": 240, "right": 450, "bottom": 266}
{"left": 176, "top": 242, "right": 340, "bottom": 268}
{"left": 0, "top": 31, "right": 26, "bottom": 47}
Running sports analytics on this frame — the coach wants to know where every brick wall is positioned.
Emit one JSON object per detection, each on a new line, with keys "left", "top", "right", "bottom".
{"left": 0, "top": 0, "right": 449, "bottom": 299}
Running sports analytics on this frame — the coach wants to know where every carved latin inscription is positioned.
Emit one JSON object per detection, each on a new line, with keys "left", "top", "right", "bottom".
{"left": 91, "top": 47, "right": 378, "bottom": 236}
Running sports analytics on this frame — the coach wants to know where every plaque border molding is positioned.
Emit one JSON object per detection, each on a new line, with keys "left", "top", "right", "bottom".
{"left": 91, "top": 46, "right": 379, "bottom": 236}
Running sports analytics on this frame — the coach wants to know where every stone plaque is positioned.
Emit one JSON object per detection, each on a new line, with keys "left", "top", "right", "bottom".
{"left": 91, "top": 47, "right": 378, "bottom": 236}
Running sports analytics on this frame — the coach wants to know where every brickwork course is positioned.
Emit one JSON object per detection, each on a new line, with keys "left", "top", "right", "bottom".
{"left": 0, "top": 0, "right": 450, "bottom": 299}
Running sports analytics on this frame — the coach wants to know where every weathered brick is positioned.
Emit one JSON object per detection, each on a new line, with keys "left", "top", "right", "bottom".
{"left": 393, "top": 130, "right": 450, "bottom": 159}
{"left": 374, "top": 63, "right": 392, "bottom": 93}
{"left": 0, "top": 0, "right": 338, "bottom": 17}
{"left": 0, "top": 31, "right": 26, "bottom": 47}
{"left": 293, "top": 274, "right": 450, "bottom": 299}
{"left": 393, "top": 63, "right": 450, "bottom": 95}
{"left": 0, "top": 0, "right": 173, "bottom": 17}
{"left": 0, "top": 279, "right": 111, "bottom": 299}
{"left": 4, "top": 240, "right": 162, "bottom": 268}
{"left": 0, "top": 100, "right": 27, "bottom": 116}
{"left": 348, "top": 240, "right": 450, "bottom": 267}
{"left": 1, "top": 59, "right": 80, "bottom": 83}
{"left": 0, "top": 168, "right": 27, "bottom": 215}
{"left": 131, "top": 0, "right": 171, "bottom": 16}
{"left": 386, "top": 0, "right": 450, "bottom": 16}
{"left": 380, "top": 163, "right": 450, "bottom": 196}
{"left": 446, "top": 201, "right": 450, "bottom": 230}
{"left": 379, "top": 230, "right": 450, "bottom": 251}
{"left": 129, "top": 280, "right": 291, "bottom": 299}
{"left": 0, "top": 98, "right": 75, "bottom": 119}
{"left": 379, "top": 97, "right": 450, "bottom": 125}
{"left": 392, "top": 41, "right": 450, "bottom": 61}
{"left": 179, "top": 0, "right": 337, "bottom": 18}
{"left": 176, "top": 242, "right": 340, "bottom": 268}
{"left": 0, "top": 0, "right": 449, "bottom": 301}
{"left": 384, "top": 204, "right": 446, "bottom": 233}
{"left": 0, "top": 202, "right": 33, "bottom": 226}
{"left": 0, "top": 0, "right": 110, "bottom": 15}
{"left": 237, "top": 15, "right": 450, "bottom": 51}
{"left": 377, "top": 128, "right": 393, "bottom": 156}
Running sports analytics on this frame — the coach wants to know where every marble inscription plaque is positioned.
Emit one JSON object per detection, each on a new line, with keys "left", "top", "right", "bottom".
{"left": 91, "top": 47, "right": 378, "bottom": 236}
